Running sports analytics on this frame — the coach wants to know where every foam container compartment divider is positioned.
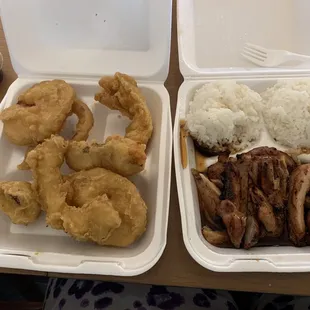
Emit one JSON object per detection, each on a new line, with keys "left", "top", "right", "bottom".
{"left": 174, "top": 0, "right": 310, "bottom": 272}
{"left": 0, "top": 0, "right": 172, "bottom": 276}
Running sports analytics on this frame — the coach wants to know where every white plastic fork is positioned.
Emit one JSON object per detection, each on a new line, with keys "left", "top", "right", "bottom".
{"left": 241, "top": 43, "right": 310, "bottom": 67}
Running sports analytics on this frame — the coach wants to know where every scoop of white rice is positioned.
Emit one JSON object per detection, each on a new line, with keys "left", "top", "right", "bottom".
{"left": 262, "top": 79, "right": 310, "bottom": 148}
{"left": 186, "top": 81, "right": 262, "bottom": 153}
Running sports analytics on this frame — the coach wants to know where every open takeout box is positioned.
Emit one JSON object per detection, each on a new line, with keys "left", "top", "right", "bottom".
{"left": 174, "top": 0, "right": 310, "bottom": 272}
{"left": 0, "top": 0, "right": 172, "bottom": 276}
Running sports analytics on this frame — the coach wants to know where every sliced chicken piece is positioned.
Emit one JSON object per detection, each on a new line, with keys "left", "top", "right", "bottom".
{"left": 205, "top": 153, "right": 233, "bottom": 186}
{"left": 306, "top": 210, "right": 310, "bottom": 233}
{"left": 206, "top": 161, "right": 225, "bottom": 183}
{"left": 288, "top": 164, "right": 310, "bottom": 246}
{"left": 192, "top": 169, "right": 222, "bottom": 231}
{"left": 275, "top": 157, "right": 290, "bottom": 202}
{"left": 218, "top": 152, "right": 231, "bottom": 163}
{"left": 305, "top": 196, "right": 310, "bottom": 209}
{"left": 238, "top": 147, "right": 297, "bottom": 173}
{"left": 210, "top": 179, "right": 223, "bottom": 190}
{"left": 250, "top": 187, "right": 283, "bottom": 237}
{"left": 244, "top": 215, "right": 260, "bottom": 249}
{"left": 248, "top": 160, "right": 260, "bottom": 187}
{"left": 243, "top": 191, "right": 260, "bottom": 249}
{"left": 235, "top": 160, "right": 250, "bottom": 214}
{"left": 260, "top": 158, "right": 285, "bottom": 209}
{"left": 260, "top": 158, "right": 276, "bottom": 196}
{"left": 216, "top": 200, "right": 246, "bottom": 248}
{"left": 202, "top": 226, "right": 231, "bottom": 247}
{"left": 221, "top": 161, "right": 241, "bottom": 209}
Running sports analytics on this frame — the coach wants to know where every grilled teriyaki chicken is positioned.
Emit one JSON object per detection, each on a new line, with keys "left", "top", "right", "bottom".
{"left": 288, "top": 164, "right": 310, "bottom": 246}
{"left": 194, "top": 146, "right": 298, "bottom": 249}
{"left": 192, "top": 169, "right": 222, "bottom": 231}
{"left": 216, "top": 200, "right": 246, "bottom": 248}
{"left": 250, "top": 186, "right": 284, "bottom": 237}
{"left": 218, "top": 161, "right": 247, "bottom": 248}
{"left": 201, "top": 225, "right": 231, "bottom": 247}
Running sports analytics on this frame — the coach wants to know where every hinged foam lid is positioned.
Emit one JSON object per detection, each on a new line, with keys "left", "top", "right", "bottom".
{"left": 178, "top": 0, "right": 310, "bottom": 79}
{"left": 1, "top": 0, "right": 172, "bottom": 81}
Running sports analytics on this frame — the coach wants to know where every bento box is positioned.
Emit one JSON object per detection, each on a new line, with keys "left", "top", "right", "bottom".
{"left": 0, "top": 0, "right": 172, "bottom": 276}
{"left": 174, "top": 0, "right": 310, "bottom": 272}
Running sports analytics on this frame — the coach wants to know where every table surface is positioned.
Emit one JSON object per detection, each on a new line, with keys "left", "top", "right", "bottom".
{"left": 1, "top": 1, "right": 310, "bottom": 296}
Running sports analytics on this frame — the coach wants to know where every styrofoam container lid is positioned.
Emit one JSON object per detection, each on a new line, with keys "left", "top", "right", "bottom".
{"left": 175, "top": 0, "right": 310, "bottom": 273}
{"left": 0, "top": 0, "right": 173, "bottom": 276}
{"left": 178, "top": 0, "right": 310, "bottom": 78}
{"left": 1, "top": 0, "right": 172, "bottom": 81}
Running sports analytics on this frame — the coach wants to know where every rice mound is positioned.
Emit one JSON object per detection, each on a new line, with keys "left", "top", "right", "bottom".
{"left": 186, "top": 81, "right": 262, "bottom": 153}
{"left": 262, "top": 79, "right": 310, "bottom": 148}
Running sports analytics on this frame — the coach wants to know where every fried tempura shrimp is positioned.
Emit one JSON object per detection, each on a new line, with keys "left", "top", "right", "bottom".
{"left": 25, "top": 136, "right": 70, "bottom": 229}
{"left": 71, "top": 99, "right": 94, "bottom": 141}
{"left": 64, "top": 168, "right": 147, "bottom": 247}
{"left": 17, "top": 99, "right": 94, "bottom": 171}
{"left": 95, "top": 72, "right": 153, "bottom": 145}
{"left": 65, "top": 73, "right": 152, "bottom": 176}
{"left": 62, "top": 194, "right": 122, "bottom": 244}
{"left": 26, "top": 136, "right": 147, "bottom": 246}
{"left": 0, "top": 80, "right": 75, "bottom": 146}
{"left": 0, "top": 181, "right": 41, "bottom": 225}
{"left": 65, "top": 135, "right": 146, "bottom": 176}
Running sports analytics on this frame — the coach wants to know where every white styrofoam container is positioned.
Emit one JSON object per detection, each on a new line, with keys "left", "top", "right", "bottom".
{"left": 0, "top": 0, "right": 172, "bottom": 276}
{"left": 174, "top": 0, "right": 310, "bottom": 272}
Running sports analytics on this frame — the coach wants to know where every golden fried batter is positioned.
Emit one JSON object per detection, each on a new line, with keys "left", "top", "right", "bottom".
{"left": 62, "top": 194, "right": 121, "bottom": 243}
{"left": 17, "top": 147, "right": 34, "bottom": 170}
{"left": 71, "top": 99, "right": 94, "bottom": 141}
{"left": 0, "top": 181, "right": 41, "bottom": 225}
{"left": 0, "top": 80, "right": 75, "bottom": 146}
{"left": 17, "top": 99, "right": 94, "bottom": 171}
{"left": 64, "top": 73, "right": 152, "bottom": 176}
{"left": 65, "top": 168, "right": 147, "bottom": 247}
{"left": 95, "top": 72, "right": 153, "bottom": 145}
{"left": 25, "top": 136, "right": 70, "bottom": 229}
{"left": 25, "top": 136, "right": 147, "bottom": 246}
{"left": 65, "top": 135, "right": 146, "bottom": 176}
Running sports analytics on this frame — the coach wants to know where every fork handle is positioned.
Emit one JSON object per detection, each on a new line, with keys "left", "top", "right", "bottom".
{"left": 288, "top": 52, "right": 310, "bottom": 62}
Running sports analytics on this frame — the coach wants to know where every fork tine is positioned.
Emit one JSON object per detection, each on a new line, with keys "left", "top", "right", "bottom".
{"left": 241, "top": 53, "right": 264, "bottom": 66}
{"left": 244, "top": 43, "right": 267, "bottom": 54}
{"left": 243, "top": 46, "right": 266, "bottom": 58}
{"left": 242, "top": 50, "right": 265, "bottom": 61}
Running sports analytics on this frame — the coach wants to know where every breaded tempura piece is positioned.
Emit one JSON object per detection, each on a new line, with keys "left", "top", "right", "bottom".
{"left": 0, "top": 80, "right": 75, "bottom": 146}
{"left": 95, "top": 72, "right": 153, "bottom": 145}
{"left": 0, "top": 181, "right": 41, "bottom": 225}
{"left": 65, "top": 135, "right": 146, "bottom": 176}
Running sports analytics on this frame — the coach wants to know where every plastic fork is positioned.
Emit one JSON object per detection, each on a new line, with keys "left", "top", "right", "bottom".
{"left": 241, "top": 43, "right": 310, "bottom": 67}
